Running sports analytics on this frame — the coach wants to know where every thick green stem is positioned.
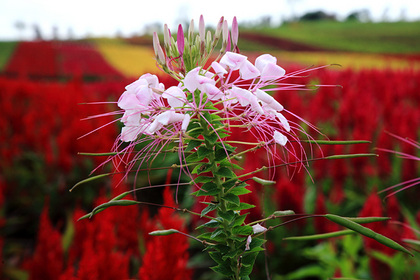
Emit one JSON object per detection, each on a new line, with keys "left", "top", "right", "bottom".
{"left": 199, "top": 114, "right": 241, "bottom": 280}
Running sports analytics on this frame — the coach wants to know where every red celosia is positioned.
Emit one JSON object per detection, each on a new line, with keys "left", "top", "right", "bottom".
{"left": 23, "top": 203, "right": 64, "bottom": 280}
{"left": 138, "top": 187, "right": 192, "bottom": 280}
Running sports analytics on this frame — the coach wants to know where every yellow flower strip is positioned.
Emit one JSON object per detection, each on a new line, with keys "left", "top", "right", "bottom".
{"left": 95, "top": 39, "right": 158, "bottom": 78}
{"left": 271, "top": 51, "right": 420, "bottom": 71}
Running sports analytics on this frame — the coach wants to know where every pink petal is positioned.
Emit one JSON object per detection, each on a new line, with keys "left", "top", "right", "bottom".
{"left": 239, "top": 60, "right": 260, "bottom": 80}
{"left": 211, "top": 61, "right": 228, "bottom": 77}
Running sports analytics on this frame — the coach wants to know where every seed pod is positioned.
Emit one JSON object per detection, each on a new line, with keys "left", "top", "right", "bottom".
{"left": 325, "top": 214, "right": 412, "bottom": 256}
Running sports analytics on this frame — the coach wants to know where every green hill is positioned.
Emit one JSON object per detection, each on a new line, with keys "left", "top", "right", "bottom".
{"left": 240, "top": 21, "right": 420, "bottom": 54}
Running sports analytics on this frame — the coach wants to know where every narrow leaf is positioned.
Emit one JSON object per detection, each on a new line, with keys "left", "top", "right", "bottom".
{"left": 70, "top": 173, "right": 112, "bottom": 192}
{"left": 78, "top": 152, "right": 119, "bottom": 156}
{"left": 301, "top": 139, "right": 371, "bottom": 145}
{"left": 78, "top": 199, "right": 140, "bottom": 221}
{"left": 324, "top": 153, "right": 377, "bottom": 160}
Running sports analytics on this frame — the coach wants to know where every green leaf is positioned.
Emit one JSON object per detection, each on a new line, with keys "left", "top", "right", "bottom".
{"left": 325, "top": 214, "right": 412, "bottom": 256}
{"left": 232, "top": 225, "right": 253, "bottom": 236}
{"left": 70, "top": 173, "right": 112, "bottom": 192}
{"left": 149, "top": 229, "right": 179, "bottom": 236}
{"left": 240, "top": 252, "right": 259, "bottom": 277}
{"left": 211, "top": 263, "right": 234, "bottom": 277}
{"left": 196, "top": 219, "right": 221, "bottom": 230}
{"left": 185, "top": 152, "right": 199, "bottom": 163}
{"left": 215, "top": 166, "right": 236, "bottom": 178}
{"left": 210, "top": 228, "right": 226, "bottom": 239}
{"left": 78, "top": 200, "right": 140, "bottom": 220}
{"left": 230, "top": 186, "right": 252, "bottom": 196}
{"left": 186, "top": 139, "right": 203, "bottom": 151}
{"left": 191, "top": 163, "right": 211, "bottom": 175}
{"left": 219, "top": 210, "right": 236, "bottom": 222}
{"left": 239, "top": 263, "right": 253, "bottom": 277}
{"left": 192, "top": 182, "right": 219, "bottom": 197}
{"left": 193, "top": 176, "right": 213, "bottom": 183}
{"left": 228, "top": 202, "right": 256, "bottom": 211}
{"left": 201, "top": 203, "right": 218, "bottom": 216}
{"left": 197, "top": 232, "right": 225, "bottom": 243}
{"left": 205, "top": 133, "right": 218, "bottom": 144}
{"left": 197, "top": 146, "right": 212, "bottom": 158}
{"left": 231, "top": 214, "right": 248, "bottom": 227}
{"left": 215, "top": 147, "right": 229, "bottom": 161}
{"left": 223, "top": 193, "right": 240, "bottom": 206}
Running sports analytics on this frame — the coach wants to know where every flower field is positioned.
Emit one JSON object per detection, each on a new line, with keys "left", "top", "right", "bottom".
{"left": 0, "top": 36, "right": 419, "bottom": 279}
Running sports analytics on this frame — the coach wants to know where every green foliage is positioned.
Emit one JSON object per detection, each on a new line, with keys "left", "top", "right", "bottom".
{"left": 283, "top": 235, "right": 370, "bottom": 279}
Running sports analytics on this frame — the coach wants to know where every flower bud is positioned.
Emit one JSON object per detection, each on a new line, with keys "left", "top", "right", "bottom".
{"left": 177, "top": 24, "right": 185, "bottom": 56}
{"left": 199, "top": 15, "right": 205, "bottom": 43}
{"left": 188, "top": 19, "right": 194, "bottom": 41}
{"left": 231, "top": 16, "right": 239, "bottom": 51}
{"left": 153, "top": 32, "right": 165, "bottom": 65}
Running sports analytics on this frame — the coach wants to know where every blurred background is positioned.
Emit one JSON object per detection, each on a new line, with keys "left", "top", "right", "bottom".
{"left": 1, "top": 0, "right": 420, "bottom": 279}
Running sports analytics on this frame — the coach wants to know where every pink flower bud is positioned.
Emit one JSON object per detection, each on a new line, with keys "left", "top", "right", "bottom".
{"left": 177, "top": 24, "right": 185, "bottom": 55}
{"left": 231, "top": 16, "right": 238, "bottom": 49}
{"left": 199, "top": 15, "right": 205, "bottom": 42}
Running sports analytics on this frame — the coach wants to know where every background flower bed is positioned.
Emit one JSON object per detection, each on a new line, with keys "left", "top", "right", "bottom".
{"left": 0, "top": 22, "right": 419, "bottom": 279}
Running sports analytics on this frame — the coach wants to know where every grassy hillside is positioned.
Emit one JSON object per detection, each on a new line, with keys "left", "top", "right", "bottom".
{"left": 0, "top": 41, "right": 17, "bottom": 70}
{"left": 243, "top": 21, "right": 420, "bottom": 53}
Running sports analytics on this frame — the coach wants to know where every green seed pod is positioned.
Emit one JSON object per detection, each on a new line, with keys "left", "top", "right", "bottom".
{"left": 149, "top": 229, "right": 179, "bottom": 236}
{"left": 325, "top": 214, "right": 412, "bottom": 256}
{"left": 272, "top": 210, "right": 295, "bottom": 217}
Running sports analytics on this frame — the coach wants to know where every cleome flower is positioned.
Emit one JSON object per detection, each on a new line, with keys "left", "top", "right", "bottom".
{"left": 100, "top": 15, "right": 324, "bottom": 181}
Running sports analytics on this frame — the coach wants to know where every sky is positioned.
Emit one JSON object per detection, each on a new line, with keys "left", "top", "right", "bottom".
{"left": 1, "top": 0, "right": 419, "bottom": 40}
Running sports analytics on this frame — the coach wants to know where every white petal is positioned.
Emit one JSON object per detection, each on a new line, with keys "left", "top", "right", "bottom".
{"left": 260, "top": 63, "right": 285, "bottom": 81}
{"left": 255, "top": 54, "right": 277, "bottom": 72}
{"left": 211, "top": 61, "right": 228, "bottom": 77}
{"left": 204, "top": 83, "right": 224, "bottom": 100}
{"left": 276, "top": 113, "right": 290, "bottom": 132}
{"left": 273, "top": 130, "right": 288, "bottom": 146}
{"left": 245, "top": 235, "right": 252, "bottom": 251}
{"left": 181, "top": 114, "right": 191, "bottom": 131}
{"left": 118, "top": 91, "right": 140, "bottom": 109}
{"left": 162, "top": 86, "right": 186, "bottom": 108}
{"left": 255, "top": 89, "right": 284, "bottom": 111}
{"left": 252, "top": 224, "right": 267, "bottom": 234}
{"left": 231, "top": 86, "right": 253, "bottom": 107}
{"left": 239, "top": 60, "right": 260, "bottom": 80}
{"left": 219, "top": 51, "right": 247, "bottom": 70}
{"left": 121, "top": 126, "right": 142, "bottom": 142}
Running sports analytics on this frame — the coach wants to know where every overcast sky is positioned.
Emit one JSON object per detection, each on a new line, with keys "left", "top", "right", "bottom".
{"left": 1, "top": 0, "right": 419, "bottom": 40}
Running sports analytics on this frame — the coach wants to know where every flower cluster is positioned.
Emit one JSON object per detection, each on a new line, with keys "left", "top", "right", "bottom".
{"left": 111, "top": 16, "right": 318, "bottom": 177}
{"left": 118, "top": 51, "right": 291, "bottom": 144}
